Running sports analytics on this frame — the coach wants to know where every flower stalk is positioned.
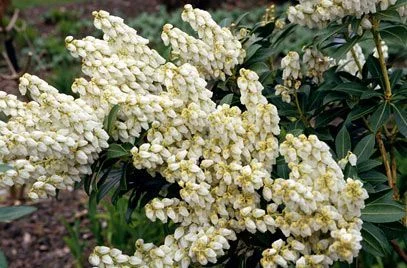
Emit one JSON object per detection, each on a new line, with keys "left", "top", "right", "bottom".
{"left": 371, "top": 18, "right": 392, "bottom": 101}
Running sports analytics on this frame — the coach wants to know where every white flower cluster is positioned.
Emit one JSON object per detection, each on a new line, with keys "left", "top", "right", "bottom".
{"left": 0, "top": 74, "right": 109, "bottom": 198}
{"left": 338, "top": 151, "right": 358, "bottom": 169}
{"left": 65, "top": 11, "right": 365, "bottom": 265}
{"left": 287, "top": 0, "right": 404, "bottom": 29}
{"left": 275, "top": 51, "right": 302, "bottom": 103}
{"left": 0, "top": 5, "right": 369, "bottom": 267}
{"left": 275, "top": 49, "right": 332, "bottom": 103}
{"left": 161, "top": 4, "right": 245, "bottom": 81}
{"left": 302, "top": 48, "right": 333, "bottom": 84}
{"left": 338, "top": 43, "right": 366, "bottom": 77}
{"left": 338, "top": 41, "right": 388, "bottom": 78}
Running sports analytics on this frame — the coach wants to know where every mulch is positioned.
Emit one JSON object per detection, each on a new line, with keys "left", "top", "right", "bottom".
{"left": 0, "top": 190, "right": 93, "bottom": 268}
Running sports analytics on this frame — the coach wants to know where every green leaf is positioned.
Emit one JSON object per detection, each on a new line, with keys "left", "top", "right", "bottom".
{"left": 357, "top": 159, "right": 382, "bottom": 173}
{"left": 344, "top": 105, "right": 377, "bottom": 125}
{"left": 354, "top": 134, "right": 375, "bottom": 164}
{"left": 0, "top": 206, "right": 37, "bottom": 223}
{"left": 390, "top": 69, "right": 403, "bottom": 89}
{"left": 96, "top": 170, "right": 122, "bottom": 202}
{"left": 360, "top": 171, "right": 388, "bottom": 184}
{"left": 219, "top": 93, "right": 234, "bottom": 105}
{"left": 380, "top": 25, "right": 407, "bottom": 47}
{"left": 366, "top": 55, "right": 386, "bottom": 91}
{"left": 362, "top": 201, "right": 405, "bottom": 223}
{"left": 0, "top": 164, "right": 12, "bottom": 173}
{"left": 332, "top": 35, "right": 362, "bottom": 59}
{"left": 392, "top": 103, "right": 407, "bottom": 137}
{"left": 107, "top": 143, "right": 131, "bottom": 159}
{"left": 336, "top": 127, "right": 351, "bottom": 159}
{"left": 370, "top": 102, "right": 390, "bottom": 133}
{"left": 323, "top": 82, "right": 368, "bottom": 96}
{"left": 315, "top": 108, "right": 346, "bottom": 128}
{"left": 361, "top": 222, "right": 391, "bottom": 257}
{"left": 103, "top": 105, "right": 120, "bottom": 136}
{"left": 0, "top": 249, "right": 7, "bottom": 268}
{"left": 245, "top": 44, "right": 262, "bottom": 61}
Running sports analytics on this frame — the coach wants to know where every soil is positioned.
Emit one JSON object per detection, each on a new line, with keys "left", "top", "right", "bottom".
{"left": 0, "top": 190, "right": 94, "bottom": 268}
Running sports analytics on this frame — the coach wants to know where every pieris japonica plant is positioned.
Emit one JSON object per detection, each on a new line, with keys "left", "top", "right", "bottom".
{"left": 0, "top": 1, "right": 406, "bottom": 267}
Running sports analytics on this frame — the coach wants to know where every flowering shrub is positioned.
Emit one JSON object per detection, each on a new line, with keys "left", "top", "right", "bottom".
{"left": 0, "top": 1, "right": 406, "bottom": 267}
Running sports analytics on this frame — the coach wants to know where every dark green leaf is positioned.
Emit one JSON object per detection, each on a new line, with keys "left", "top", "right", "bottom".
{"left": 357, "top": 159, "right": 382, "bottom": 173}
{"left": 362, "top": 201, "right": 404, "bottom": 223}
{"left": 103, "top": 105, "right": 120, "bottom": 136}
{"left": 219, "top": 94, "right": 234, "bottom": 105}
{"left": 390, "top": 69, "right": 403, "bottom": 89}
{"left": 107, "top": 144, "right": 131, "bottom": 159}
{"left": 360, "top": 90, "right": 382, "bottom": 100}
{"left": 380, "top": 25, "right": 407, "bottom": 47}
{"left": 234, "top": 12, "right": 249, "bottom": 26}
{"left": 245, "top": 44, "right": 262, "bottom": 61}
{"left": 392, "top": 104, "right": 407, "bottom": 137}
{"left": 336, "top": 127, "right": 351, "bottom": 159}
{"left": 359, "top": 171, "right": 388, "bottom": 184}
{"left": 96, "top": 170, "right": 122, "bottom": 202}
{"left": 315, "top": 108, "right": 346, "bottom": 128}
{"left": 323, "top": 82, "right": 368, "bottom": 96}
{"left": 354, "top": 134, "right": 375, "bottom": 164}
{"left": 344, "top": 105, "right": 377, "bottom": 125}
{"left": 332, "top": 35, "right": 362, "bottom": 59}
{"left": 366, "top": 55, "right": 386, "bottom": 91}
{"left": 370, "top": 102, "right": 390, "bottom": 132}
{"left": 361, "top": 222, "right": 391, "bottom": 257}
{"left": 0, "top": 206, "right": 37, "bottom": 223}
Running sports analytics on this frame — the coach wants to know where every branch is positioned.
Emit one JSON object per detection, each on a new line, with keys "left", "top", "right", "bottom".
{"left": 376, "top": 130, "right": 399, "bottom": 199}
{"left": 371, "top": 18, "right": 392, "bottom": 101}
{"left": 391, "top": 240, "right": 407, "bottom": 263}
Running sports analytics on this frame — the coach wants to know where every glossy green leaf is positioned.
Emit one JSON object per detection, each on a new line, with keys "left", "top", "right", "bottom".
{"left": 366, "top": 56, "right": 385, "bottom": 91}
{"left": 219, "top": 94, "right": 234, "bottom": 105}
{"left": 322, "top": 82, "right": 367, "bottom": 96}
{"left": 357, "top": 159, "right": 382, "bottom": 173}
{"left": 362, "top": 201, "right": 404, "bottom": 223}
{"left": 335, "top": 127, "right": 351, "bottom": 159}
{"left": 380, "top": 25, "right": 407, "bottom": 47}
{"left": 0, "top": 206, "right": 37, "bottom": 223}
{"left": 103, "top": 104, "right": 120, "bottom": 136}
{"left": 354, "top": 134, "right": 375, "bottom": 164}
{"left": 360, "top": 171, "right": 388, "bottom": 184}
{"left": 332, "top": 35, "right": 362, "bottom": 59}
{"left": 392, "top": 103, "right": 407, "bottom": 137}
{"left": 370, "top": 102, "right": 390, "bottom": 133}
{"left": 96, "top": 170, "right": 122, "bottom": 202}
{"left": 361, "top": 222, "right": 391, "bottom": 257}
{"left": 107, "top": 144, "right": 131, "bottom": 159}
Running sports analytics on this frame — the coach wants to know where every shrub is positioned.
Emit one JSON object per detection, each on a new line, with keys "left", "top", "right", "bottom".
{"left": 0, "top": 1, "right": 406, "bottom": 267}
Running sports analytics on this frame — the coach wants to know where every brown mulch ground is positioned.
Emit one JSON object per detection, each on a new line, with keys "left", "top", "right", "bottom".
{"left": 0, "top": 190, "right": 93, "bottom": 268}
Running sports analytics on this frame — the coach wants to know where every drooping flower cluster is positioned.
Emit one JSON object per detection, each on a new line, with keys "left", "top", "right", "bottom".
{"left": 287, "top": 0, "right": 405, "bottom": 29}
{"left": 275, "top": 49, "right": 332, "bottom": 103}
{"left": 275, "top": 51, "right": 302, "bottom": 103}
{"left": 0, "top": 74, "right": 109, "bottom": 198}
{"left": 161, "top": 4, "right": 246, "bottom": 81}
